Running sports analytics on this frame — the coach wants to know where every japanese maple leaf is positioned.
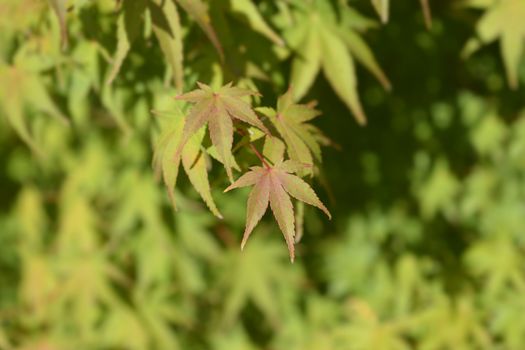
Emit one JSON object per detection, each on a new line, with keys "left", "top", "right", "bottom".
{"left": 175, "top": 82, "right": 269, "bottom": 181}
{"left": 465, "top": 0, "right": 525, "bottom": 89}
{"left": 224, "top": 160, "right": 331, "bottom": 261}
{"left": 257, "top": 88, "right": 323, "bottom": 175}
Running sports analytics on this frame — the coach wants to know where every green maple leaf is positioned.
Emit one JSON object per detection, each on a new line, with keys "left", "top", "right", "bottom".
{"left": 229, "top": 0, "right": 284, "bottom": 47}
{"left": 153, "top": 109, "right": 222, "bottom": 218}
{"left": 285, "top": 1, "right": 390, "bottom": 125}
{"left": 257, "top": 88, "right": 323, "bottom": 176}
{"left": 224, "top": 159, "right": 331, "bottom": 261}
{"left": 465, "top": 0, "right": 525, "bottom": 89}
{"left": 370, "top": 0, "right": 432, "bottom": 28}
{"left": 106, "top": 0, "right": 223, "bottom": 87}
{"left": 174, "top": 82, "right": 269, "bottom": 181}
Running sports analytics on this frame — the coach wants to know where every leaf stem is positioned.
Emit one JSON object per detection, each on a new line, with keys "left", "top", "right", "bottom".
{"left": 236, "top": 128, "right": 271, "bottom": 169}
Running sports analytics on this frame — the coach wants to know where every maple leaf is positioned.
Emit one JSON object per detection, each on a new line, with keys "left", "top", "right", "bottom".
{"left": 224, "top": 160, "right": 331, "bottom": 262}
{"left": 174, "top": 82, "right": 269, "bottom": 181}
{"left": 153, "top": 109, "right": 222, "bottom": 218}
{"left": 370, "top": 0, "right": 432, "bottom": 29}
{"left": 257, "top": 87, "right": 323, "bottom": 176}
{"left": 464, "top": 0, "right": 525, "bottom": 89}
{"left": 106, "top": 0, "right": 223, "bottom": 86}
{"left": 284, "top": 2, "right": 390, "bottom": 125}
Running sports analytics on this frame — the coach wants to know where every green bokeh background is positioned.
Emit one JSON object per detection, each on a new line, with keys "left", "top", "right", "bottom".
{"left": 1, "top": 0, "right": 525, "bottom": 349}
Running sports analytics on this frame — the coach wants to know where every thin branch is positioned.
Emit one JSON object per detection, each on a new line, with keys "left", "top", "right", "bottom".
{"left": 236, "top": 128, "right": 271, "bottom": 169}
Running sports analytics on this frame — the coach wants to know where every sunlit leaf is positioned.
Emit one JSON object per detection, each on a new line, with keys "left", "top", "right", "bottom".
{"left": 175, "top": 82, "right": 269, "bottom": 181}
{"left": 225, "top": 160, "right": 330, "bottom": 261}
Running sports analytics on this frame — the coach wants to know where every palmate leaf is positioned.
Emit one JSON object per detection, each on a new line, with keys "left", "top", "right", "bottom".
{"left": 150, "top": 0, "right": 184, "bottom": 92}
{"left": 464, "top": 0, "right": 525, "bottom": 89}
{"left": 175, "top": 0, "right": 224, "bottom": 60}
{"left": 257, "top": 88, "right": 323, "bottom": 176}
{"left": 369, "top": 0, "right": 432, "bottom": 29}
{"left": 229, "top": 0, "right": 284, "bottom": 47}
{"left": 107, "top": 0, "right": 147, "bottom": 85}
{"left": 224, "top": 160, "right": 330, "bottom": 261}
{"left": 106, "top": 0, "right": 223, "bottom": 86}
{"left": 153, "top": 109, "right": 222, "bottom": 218}
{"left": 286, "top": 2, "right": 389, "bottom": 125}
{"left": 175, "top": 82, "right": 269, "bottom": 181}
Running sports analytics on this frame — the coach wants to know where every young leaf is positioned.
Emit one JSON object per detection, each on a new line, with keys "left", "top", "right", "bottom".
{"left": 150, "top": 0, "right": 184, "bottom": 92}
{"left": 175, "top": 82, "right": 269, "bottom": 181}
{"left": 286, "top": 3, "right": 388, "bottom": 125}
{"left": 224, "top": 161, "right": 331, "bottom": 262}
{"left": 257, "top": 88, "right": 323, "bottom": 175}
{"left": 153, "top": 110, "right": 222, "bottom": 218}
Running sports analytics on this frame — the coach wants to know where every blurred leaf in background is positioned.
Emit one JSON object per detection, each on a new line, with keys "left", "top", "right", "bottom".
{"left": 1, "top": 0, "right": 525, "bottom": 349}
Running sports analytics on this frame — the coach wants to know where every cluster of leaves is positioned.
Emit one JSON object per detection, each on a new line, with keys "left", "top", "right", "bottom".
{"left": 1, "top": 0, "right": 525, "bottom": 349}
{"left": 154, "top": 83, "right": 331, "bottom": 260}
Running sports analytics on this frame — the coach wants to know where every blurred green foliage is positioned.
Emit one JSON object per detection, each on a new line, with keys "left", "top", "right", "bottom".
{"left": 1, "top": 0, "right": 525, "bottom": 349}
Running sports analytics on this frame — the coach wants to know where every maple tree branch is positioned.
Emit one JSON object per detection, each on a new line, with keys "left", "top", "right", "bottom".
{"left": 236, "top": 128, "right": 271, "bottom": 169}
{"left": 248, "top": 142, "right": 271, "bottom": 169}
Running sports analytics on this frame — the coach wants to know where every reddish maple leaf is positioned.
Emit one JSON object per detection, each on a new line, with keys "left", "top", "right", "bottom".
{"left": 175, "top": 82, "right": 270, "bottom": 180}
{"left": 224, "top": 160, "right": 331, "bottom": 261}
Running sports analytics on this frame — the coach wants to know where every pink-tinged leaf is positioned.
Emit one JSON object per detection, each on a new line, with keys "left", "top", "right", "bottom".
{"left": 175, "top": 83, "right": 268, "bottom": 178}
{"left": 196, "top": 81, "right": 214, "bottom": 91}
{"left": 224, "top": 167, "right": 265, "bottom": 192}
{"left": 219, "top": 83, "right": 259, "bottom": 97}
{"left": 208, "top": 103, "right": 234, "bottom": 181}
{"left": 225, "top": 161, "right": 330, "bottom": 261}
{"left": 175, "top": 88, "right": 208, "bottom": 102}
{"left": 222, "top": 95, "right": 270, "bottom": 134}
{"left": 277, "top": 171, "right": 331, "bottom": 219}
{"left": 269, "top": 173, "right": 296, "bottom": 262}
{"left": 241, "top": 174, "right": 270, "bottom": 249}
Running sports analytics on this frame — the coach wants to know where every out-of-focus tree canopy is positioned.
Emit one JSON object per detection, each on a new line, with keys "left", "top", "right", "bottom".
{"left": 1, "top": 0, "right": 525, "bottom": 349}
